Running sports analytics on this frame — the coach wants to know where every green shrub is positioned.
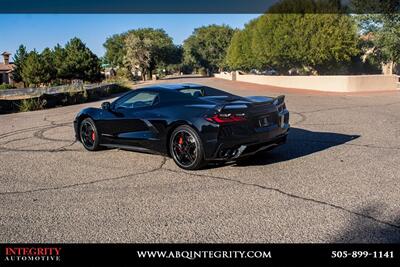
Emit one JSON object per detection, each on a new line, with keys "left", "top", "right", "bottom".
{"left": 116, "top": 67, "right": 134, "bottom": 80}
{"left": 0, "top": 84, "right": 16, "bottom": 90}
{"left": 198, "top": 67, "right": 208, "bottom": 76}
{"left": 81, "top": 88, "right": 89, "bottom": 103}
{"left": 18, "top": 98, "right": 45, "bottom": 112}
{"left": 103, "top": 84, "right": 130, "bottom": 95}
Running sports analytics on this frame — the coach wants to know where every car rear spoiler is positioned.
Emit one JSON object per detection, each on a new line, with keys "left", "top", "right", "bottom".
{"left": 273, "top": 95, "right": 285, "bottom": 106}
{"left": 213, "top": 95, "right": 286, "bottom": 113}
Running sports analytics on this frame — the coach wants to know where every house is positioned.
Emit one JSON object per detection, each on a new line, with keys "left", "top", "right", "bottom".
{"left": 102, "top": 67, "right": 117, "bottom": 79}
{"left": 0, "top": 52, "right": 14, "bottom": 85}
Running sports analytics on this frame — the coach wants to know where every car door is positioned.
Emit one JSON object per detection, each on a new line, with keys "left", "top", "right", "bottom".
{"left": 98, "top": 90, "right": 160, "bottom": 147}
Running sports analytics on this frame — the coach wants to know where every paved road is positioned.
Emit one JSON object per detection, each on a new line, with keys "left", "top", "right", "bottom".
{"left": 1, "top": 77, "right": 400, "bottom": 243}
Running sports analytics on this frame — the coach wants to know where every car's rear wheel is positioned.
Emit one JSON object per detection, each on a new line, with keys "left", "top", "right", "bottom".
{"left": 80, "top": 118, "right": 101, "bottom": 151}
{"left": 170, "top": 125, "right": 206, "bottom": 170}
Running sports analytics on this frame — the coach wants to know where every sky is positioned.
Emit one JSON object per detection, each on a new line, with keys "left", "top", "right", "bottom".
{"left": 0, "top": 14, "right": 259, "bottom": 58}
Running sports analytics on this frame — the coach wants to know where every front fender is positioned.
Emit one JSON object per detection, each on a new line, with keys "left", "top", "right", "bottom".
{"left": 73, "top": 107, "right": 103, "bottom": 140}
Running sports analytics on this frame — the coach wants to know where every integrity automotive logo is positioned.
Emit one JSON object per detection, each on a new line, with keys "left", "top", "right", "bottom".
{"left": 2, "top": 246, "right": 62, "bottom": 263}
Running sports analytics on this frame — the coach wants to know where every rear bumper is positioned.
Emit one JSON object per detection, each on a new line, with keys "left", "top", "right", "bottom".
{"left": 204, "top": 108, "right": 290, "bottom": 160}
{"left": 206, "top": 124, "right": 289, "bottom": 161}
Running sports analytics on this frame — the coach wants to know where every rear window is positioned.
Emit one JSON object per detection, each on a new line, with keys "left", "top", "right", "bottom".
{"left": 178, "top": 87, "right": 234, "bottom": 98}
{"left": 179, "top": 88, "right": 204, "bottom": 97}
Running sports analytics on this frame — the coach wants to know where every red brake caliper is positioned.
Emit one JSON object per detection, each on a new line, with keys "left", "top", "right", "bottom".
{"left": 91, "top": 131, "right": 95, "bottom": 141}
{"left": 177, "top": 134, "right": 184, "bottom": 153}
{"left": 178, "top": 135, "right": 183, "bottom": 145}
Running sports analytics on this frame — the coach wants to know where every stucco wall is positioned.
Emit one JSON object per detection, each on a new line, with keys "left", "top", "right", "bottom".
{"left": 214, "top": 72, "right": 233, "bottom": 80}
{"left": 215, "top": 72, "right": 399, "bottom": 92}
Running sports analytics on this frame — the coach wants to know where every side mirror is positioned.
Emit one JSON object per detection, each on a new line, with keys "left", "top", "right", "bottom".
{"left": 101, "top": 102, "right": 111, "bottom": 110}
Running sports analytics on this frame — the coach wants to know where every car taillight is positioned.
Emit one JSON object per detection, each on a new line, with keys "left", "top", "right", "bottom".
{"left": 205, "top": 113, "right": 247, "bottom": 124}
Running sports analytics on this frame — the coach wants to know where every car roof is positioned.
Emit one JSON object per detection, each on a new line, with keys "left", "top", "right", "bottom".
{"left": 141, "top": 83, "right": 204, "bottom": 91}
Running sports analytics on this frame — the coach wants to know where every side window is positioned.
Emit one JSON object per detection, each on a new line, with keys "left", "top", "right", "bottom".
{"left": 118, "top": 91, "right": 159, "bottom": 109}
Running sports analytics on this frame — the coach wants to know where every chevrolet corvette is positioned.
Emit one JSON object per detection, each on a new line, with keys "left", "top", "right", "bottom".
{"left": 74, "top": 83, "right": 289, "bottom": 170}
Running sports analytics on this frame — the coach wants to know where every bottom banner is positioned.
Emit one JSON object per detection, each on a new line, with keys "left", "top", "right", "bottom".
{"left": 0, "top": 244, "right": 399, "bottom": 266}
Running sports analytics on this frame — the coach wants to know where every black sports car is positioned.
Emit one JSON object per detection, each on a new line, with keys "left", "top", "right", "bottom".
{"left": 74, "top": 83, "right": 289, "bottom": 170}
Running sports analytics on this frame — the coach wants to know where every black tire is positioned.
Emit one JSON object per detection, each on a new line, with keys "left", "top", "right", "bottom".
{"left": 79, "top": 117, "right": 101, "bottom": 151}
{"left": 169, "top": 125, "right": 206, "bottom": 170}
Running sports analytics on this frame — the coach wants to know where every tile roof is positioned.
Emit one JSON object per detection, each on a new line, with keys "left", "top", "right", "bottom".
{"left": 0, "top": 63, "right": 14, "bottom": 72}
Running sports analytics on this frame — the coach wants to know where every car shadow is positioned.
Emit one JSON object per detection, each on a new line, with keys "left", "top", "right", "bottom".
{"left": 232, "top": 127, "right": 360, "bottom": 167}
{"left": 331, "top": 204, "right": 400, "bottom": 243}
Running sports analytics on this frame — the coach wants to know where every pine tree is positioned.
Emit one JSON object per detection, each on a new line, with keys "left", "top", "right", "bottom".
{"left": 53, "top": 44, "right": 67, "bottom": 81}
{"left": 21, "top": 50, "right": 47, "bottom": 87}
{"left": 40, "top": 48, "right": 56, "bottom": 84}
{"left": 12, "top": 45, "right": 28, "bottom": 84}
{"left": 61, "top": 38, "right": 101, "bottom": 82}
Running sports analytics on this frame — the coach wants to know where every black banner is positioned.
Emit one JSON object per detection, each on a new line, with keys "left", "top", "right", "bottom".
{"left": 0, "top": 244, "right": 399, "bottom": 266}
{"left": 0, "top": 0, "right": 399, "bottom": 13}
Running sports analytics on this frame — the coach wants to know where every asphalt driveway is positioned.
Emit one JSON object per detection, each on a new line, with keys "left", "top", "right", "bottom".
{"left": 1, "top": 77, "right": 400, "bottom": 243}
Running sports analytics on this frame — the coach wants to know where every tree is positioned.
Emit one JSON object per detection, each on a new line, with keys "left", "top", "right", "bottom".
{"left": 52, "top": 44, "right": 67, "bottom": 81}
{"left": 267, "top": 0, "right": 346, "bottom": 13}
{"left": 21, "top": 50, "right": 48, "bottom": 87}
{"left": 124, "top": 34, "right": 152, "bottom": 81}
{"left": 377, "top": 15, "right": 400, "bottom": 73}
{"left": 226, "top": 1, "right": 359, "bottom": 74}
{"left": 40, "top": 48, "right": 56, "bottom": 84}
{"left": 103, "top": 28, "right": 180, "bottom": 79}
{"left": 155, "top": 45, "right": 183, "bottom": 76}
{"left": 183, "top": 25, "right": 236, "bottom": 73}
{"left": 103, "top": 33, "right": 125, "bottom": 68}
{"left": 12, "top": 45, "right": 28, "bottom": 84}
{"left": 353, "top": 0, "right": 400, "bottom": 73}
{"left": 15, "top": 38, "right": 100, "bottom": 86}
{"left": 123, "top": 28, "right": 178, "bottom": 80}
{"left": 226, "top": 19, "right": 258, "bottom": 70}
{"left": 60, "top": 38, "right": 101, "bottom": 82}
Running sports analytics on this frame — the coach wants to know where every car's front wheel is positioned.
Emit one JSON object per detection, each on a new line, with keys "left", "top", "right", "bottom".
{"left": 79, "top": 117, "right": 101, "bottom": 151}
{"left": 169, "top": 125, "right": 206, "bottom": 170}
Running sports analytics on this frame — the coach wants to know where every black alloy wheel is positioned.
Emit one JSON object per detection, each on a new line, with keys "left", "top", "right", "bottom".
{"left": 80, "top": 118, "right": 101, "bottom": 151}
{"left": 170, "top": 125, "right": 206, "bottom": 170}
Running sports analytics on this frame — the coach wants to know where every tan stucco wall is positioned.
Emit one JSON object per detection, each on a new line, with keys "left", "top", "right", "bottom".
{"left": 215, "top": 72, "right": 399, "bottom": 92}
{"left": 214, "top": 72, "right": 233, "bottom": 80}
